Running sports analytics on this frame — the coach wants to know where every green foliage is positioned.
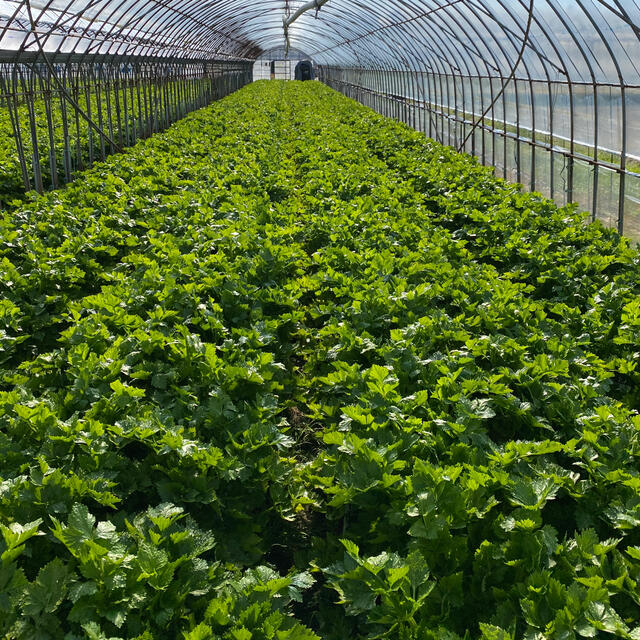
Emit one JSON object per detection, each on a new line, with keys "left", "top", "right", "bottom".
{"left": 1, "top": 80, "right": 640, "bottom": 638}
{"left": 321, "top": 540, "right": 435, "bottom": 635}
{"left": 0, "top": 79, "right": 214, "bottom": 207}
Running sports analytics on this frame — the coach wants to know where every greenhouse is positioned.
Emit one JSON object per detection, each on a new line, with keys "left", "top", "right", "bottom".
{"left": 1, "top": 1, "right": 640, "bottom": 638}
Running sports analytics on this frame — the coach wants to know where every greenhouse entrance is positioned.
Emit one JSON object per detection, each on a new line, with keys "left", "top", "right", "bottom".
{"left": 295, "top": 60, "right": 314, "bottom": 81}
{"left": 252, "top": 47, "right": 313, "bottom": 82}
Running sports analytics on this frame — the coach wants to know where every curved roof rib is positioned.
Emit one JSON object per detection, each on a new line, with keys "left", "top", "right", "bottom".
{"left": 0, "top": 0, "right": 637, "bottom": 84}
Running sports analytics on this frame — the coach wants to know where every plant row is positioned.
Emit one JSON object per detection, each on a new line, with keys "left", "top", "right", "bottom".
{"left": 0, "top": 77, "right": 223, "bottom": 207}
{"left": 1, "top": 80, "right": 640, "bottom": 639}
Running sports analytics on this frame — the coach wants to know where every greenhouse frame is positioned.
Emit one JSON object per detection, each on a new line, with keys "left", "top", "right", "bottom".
{"left": 1, "top": 1, "right": 639, "bottom": 233}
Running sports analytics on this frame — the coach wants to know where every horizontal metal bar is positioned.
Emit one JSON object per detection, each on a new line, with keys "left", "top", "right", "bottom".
{"left": 330, "top": 78, "right": 640, "bottom": 180}
{"left": 322, "top": 65, "right": 640, "bottom": 90}
{"left": 0, "top": 49, "right": 253, "bottom": 66}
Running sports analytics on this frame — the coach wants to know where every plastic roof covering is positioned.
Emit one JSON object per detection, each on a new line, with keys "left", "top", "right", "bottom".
{"left": 256, "top": 46, "right": 310, "bottom": 61}
{"left": 0, "top": 0, "right": 639, "bottom": 83}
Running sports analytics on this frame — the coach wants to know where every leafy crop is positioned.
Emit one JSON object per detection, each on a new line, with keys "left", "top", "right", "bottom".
{"left": 1, "top": 80, "right": 640, "bottom": 638}
{"left": 0, "top": 79, "right": 225, "bottom": 208}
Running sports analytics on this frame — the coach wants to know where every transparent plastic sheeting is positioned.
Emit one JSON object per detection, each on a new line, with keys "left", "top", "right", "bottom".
{"left": 0, "top": 0, "right": 639, "bottom": 235}
{"left": 1, "top": 1, "right": 638, "bottom": 79}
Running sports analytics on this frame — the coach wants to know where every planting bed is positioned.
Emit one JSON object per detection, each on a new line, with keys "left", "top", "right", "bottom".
{"left": 1, "top": 80, "right": 640, "bottom": 639}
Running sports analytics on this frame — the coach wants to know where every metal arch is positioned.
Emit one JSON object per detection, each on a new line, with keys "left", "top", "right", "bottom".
{"left": 93, "top": 2, "right": 262, "bottom": 59}
{"left": 315, "top": 4, "right": 416, "bottom": 68}
{"left": 479, "top": 0, "right": 560, "bottom": 187}
{"left": 312, "top": 0, "right": 472, "bottom": 131}
{"left": 161, "top": 3, "right": 281, "bottom": 57}
{"left": 26, "top": 1, "right": 165, "bottom": 59}
{"left": 6, "top": 1, "right": 497, "bottom": 69}
{"left": 460, "top": 0, "right": 569, "bottom": 192}
{"left": 327, "top": 1, "right": 449, "bottom": 71}
{"left": 597, "top": 0, "right": 640, "bottom": 40}
{"left": 305, "top": 0, "right": 463, "bottom": 79}
{"left": 430, "top": 0, "right": 527, "bottom": 156}
{"left": 0, "top": 0, "right": 636, "bottom": 79}
{"left": 2, "top": 0, "right": 621, "bottom": 76}
{"left": 260, "top": 7, "right": 382, "bottom": 68}
{"left": 497, "top": 0, "right": 601, "bottom": 204}
{"left": 22, "top": 0, "right": 121, "bottom": 150}
{"left": 524, "top": 0, "right": 590, "bottom": 202}
{"left": 310, "top": 0, "right": 467, "bottom": 61}
{"left": 289, "top": 2, "right": 437, "bottom": 69}
{"left": 590, "top": 0, "right": 640, "bottom": 82}
{"left": 392, "top": 9, "right": 481, "bottom": 139}
{"left": 421, "top": 1, "right": 505, "bottom": 154}
{"left": 392, "top": 0, "right": 520, "bottom": 146}
{"left": 13, "top": 1, "right": 260, "bottom": 60}
{"left": 277, "top": 1, "right": 457, "bottom": 70}
{"left": 15, "top": 1, "right": 155, "bottom": 60}
{"left": 28, "top": 0, "right": 258, "bottom": 61}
